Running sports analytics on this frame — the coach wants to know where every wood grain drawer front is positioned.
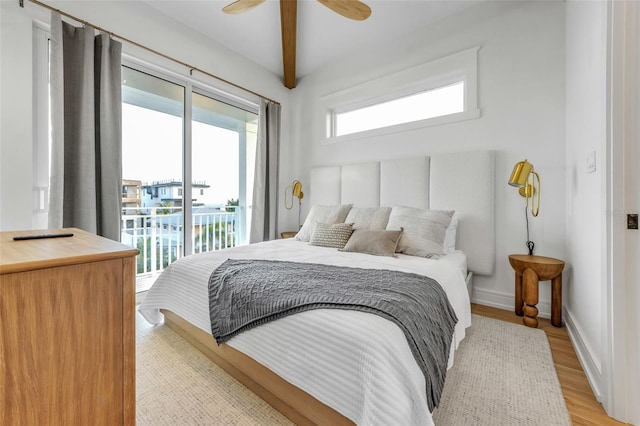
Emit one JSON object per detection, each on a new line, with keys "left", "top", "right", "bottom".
{"left": 1, "top": 259, "right": 125, "bottom": 426}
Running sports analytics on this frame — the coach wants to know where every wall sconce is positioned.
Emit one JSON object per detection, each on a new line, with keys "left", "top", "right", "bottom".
{"left": 508, "top": 160, "right": 541, "bottom": 255}
{"left": 508, "top": 159, "right": 541, "bottom": 217}
{"left": 285, "top": 180, "right": 304, "bottom": 229}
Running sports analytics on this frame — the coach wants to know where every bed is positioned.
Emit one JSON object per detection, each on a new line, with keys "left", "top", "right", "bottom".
{"left": 139, "top": 150, "right": 495, "bottom": 425}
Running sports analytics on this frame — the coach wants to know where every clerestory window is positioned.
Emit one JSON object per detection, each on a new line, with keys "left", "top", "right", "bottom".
{"left": 324, "top": 46, "right": 480, "bottom": 143}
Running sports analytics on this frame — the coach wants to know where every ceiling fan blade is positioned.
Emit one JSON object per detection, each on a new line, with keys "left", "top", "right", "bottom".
{"left": 222, "top": 0, "right": 266, "bottom": 14}
{"left": 316, "top": 0, "right": 371, "bottom": 21}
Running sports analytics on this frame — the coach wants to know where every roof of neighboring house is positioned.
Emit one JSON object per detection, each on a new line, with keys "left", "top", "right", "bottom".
{"left": 142, "top": 179, "right": 210, "bottom": 189}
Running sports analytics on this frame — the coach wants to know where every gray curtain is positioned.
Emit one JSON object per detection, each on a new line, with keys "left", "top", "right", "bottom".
{"left": 49, "top": 12, "right": 123, "bottom": 241}
{"left": 250, "top": 98, "right": 281, "bottom": 243}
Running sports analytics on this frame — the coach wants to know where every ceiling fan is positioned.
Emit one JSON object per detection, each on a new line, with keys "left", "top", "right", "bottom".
{"left": 222, "top": 0, "right": 372, "bottom": 89}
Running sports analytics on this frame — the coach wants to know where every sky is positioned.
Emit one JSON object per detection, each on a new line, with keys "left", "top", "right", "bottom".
{"left": 122, "top": 103, "right": 239, "bottom": 205}
{"left": 337, "top": 81, "right": 464, "bottom": 136}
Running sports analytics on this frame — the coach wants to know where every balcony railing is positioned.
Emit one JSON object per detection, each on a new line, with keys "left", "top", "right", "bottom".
{"left": 121, "top": 206, "right": 239, "bottom": 292}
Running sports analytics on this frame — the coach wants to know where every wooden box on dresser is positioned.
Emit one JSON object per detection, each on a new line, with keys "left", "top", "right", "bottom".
{"left": 0, "top": 228, "right": 139, "bottom": 425}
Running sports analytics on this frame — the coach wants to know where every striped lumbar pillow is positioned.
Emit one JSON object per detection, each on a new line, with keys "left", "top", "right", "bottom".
{"left": 309, "top": 222, "right": 354, "bottom": 249}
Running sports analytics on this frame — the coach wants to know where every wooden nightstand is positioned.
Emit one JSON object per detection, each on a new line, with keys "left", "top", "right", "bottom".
{"left": 280, "top": 231, "right": 297, "bottom": 239}
{"left": 508, "top": 254, "right": 565, "bottom": 328}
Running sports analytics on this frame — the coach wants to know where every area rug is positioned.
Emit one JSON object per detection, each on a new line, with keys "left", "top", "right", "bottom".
{"left": 432, "top": 315, "right": 571, "bottom": 425}
{"left": 136, "top": 313, "right": 571, "bottom": 425}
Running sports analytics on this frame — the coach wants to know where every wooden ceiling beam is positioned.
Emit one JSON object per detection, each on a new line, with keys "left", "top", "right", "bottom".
{"left": 280, "top": 0, "right": 297, "bottom": 89}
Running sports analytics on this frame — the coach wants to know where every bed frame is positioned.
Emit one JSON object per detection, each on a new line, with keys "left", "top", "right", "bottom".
{"left": 161, "top": 150, "right": 495, "bottom": 425}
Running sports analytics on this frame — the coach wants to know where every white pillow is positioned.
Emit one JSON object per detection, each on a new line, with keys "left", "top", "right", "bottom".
{"left": 443, "top": 212, "right": 460, "bottom": 252}
{"left": 386, "top": 206, "right": 453, "bottom": 258}
{"left": 295, "top": 204, "right": 352, "bottom": 242}
{"left": 344, "top": 207, "right": 392, "bottom": 230}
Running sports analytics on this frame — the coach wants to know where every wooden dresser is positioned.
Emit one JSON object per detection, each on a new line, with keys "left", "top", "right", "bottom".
{"left": 0, "top": 228, "right": 139, "bottom": 425}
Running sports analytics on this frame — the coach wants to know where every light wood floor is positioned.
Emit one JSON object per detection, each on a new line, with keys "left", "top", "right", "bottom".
{"left": 472, "top": 304, "right": 627, "bottom": 426}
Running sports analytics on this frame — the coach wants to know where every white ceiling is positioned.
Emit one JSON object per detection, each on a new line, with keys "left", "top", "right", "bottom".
{"left": 142, "top": 0, "right": 483, "bottom": 80}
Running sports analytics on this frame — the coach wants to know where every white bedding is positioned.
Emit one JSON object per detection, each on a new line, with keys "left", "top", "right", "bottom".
{"left": 139, "top": 238, "right": 471, "bottom": 426}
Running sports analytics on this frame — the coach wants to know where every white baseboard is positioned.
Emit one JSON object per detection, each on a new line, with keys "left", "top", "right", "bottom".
{"left": 563, "top": 307, "right": 603, "bottom": 402}
{"left": 471, "top": 287, "right": 552, "bottom": 319}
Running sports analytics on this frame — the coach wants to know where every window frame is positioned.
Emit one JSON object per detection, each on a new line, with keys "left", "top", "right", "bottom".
{"left": 322, "top": 46, "right": 480, "bottom": 144}
{"left": 32, "top": 23, "right": 51, "bottom": 229}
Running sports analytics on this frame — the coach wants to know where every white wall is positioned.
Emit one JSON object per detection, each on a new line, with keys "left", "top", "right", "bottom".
{"left": 0, "top": 0, "right": 290, "bottom": 232}
{"left": 564, "top": 0, "right": 607, "bottom": 402}
{"left": 285, "top": 0, "right": 566, "bottom": 315}
{"left": 0, "top": 1, "right": 37, "bottom": 230}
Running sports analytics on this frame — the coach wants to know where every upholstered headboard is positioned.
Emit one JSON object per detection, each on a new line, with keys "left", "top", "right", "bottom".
{"left": 309, "top": 150, "right": 495, "bottom": 276}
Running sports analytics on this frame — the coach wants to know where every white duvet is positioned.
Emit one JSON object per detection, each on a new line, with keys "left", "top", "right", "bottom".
{"left": 139, "top": 238, "right": 471, "bottom": 426}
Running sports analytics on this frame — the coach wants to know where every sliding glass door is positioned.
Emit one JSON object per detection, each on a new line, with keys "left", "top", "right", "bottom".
{"left": 191, "top": 92, "right": 258, "bottom": 254}
{"left": 121, "top": 65, "right": 257, "bottom": 292}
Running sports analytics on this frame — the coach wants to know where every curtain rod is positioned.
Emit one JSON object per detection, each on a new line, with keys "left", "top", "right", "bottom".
{"left": 20, "top": 0, "right": 281, "bottom": 105}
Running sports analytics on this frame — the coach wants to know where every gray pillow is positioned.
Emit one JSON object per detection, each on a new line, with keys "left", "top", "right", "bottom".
{"left": 386, "top": 206, "right": 454, "bottom": 258}
{"left": 309, "top": 222, "right": 354, "bottom": 249}
{"left": 340, "top": 228, "right": 403, "bottom": 257}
